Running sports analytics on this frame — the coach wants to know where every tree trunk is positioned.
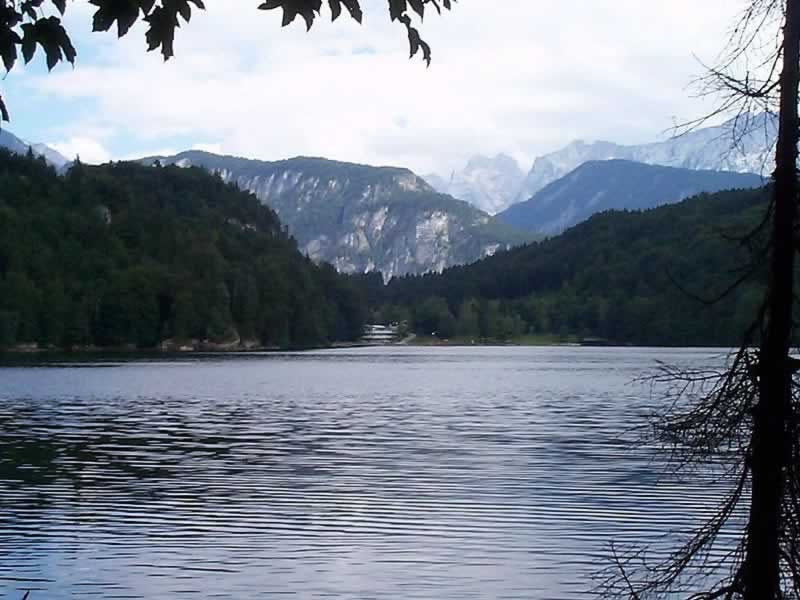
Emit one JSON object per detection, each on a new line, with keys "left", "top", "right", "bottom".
{"left": 744, "top": 1, "right": 800, "bottom": 597}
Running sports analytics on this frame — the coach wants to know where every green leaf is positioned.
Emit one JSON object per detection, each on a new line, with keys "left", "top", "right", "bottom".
{"left": 90, "top": 0, "right": 142, "bottom": 37}
{"left": 408, "top": 0, "right": 424, "bottom": 19}
{"left": 385, "top": 0, "right": 453, "bottom": 65}
{"left": 400, "top": 13, "right": 430, "bottom": 66}
{"left": 19, "top": 17, "right": 76, "bottom": 70}
{"left": 259, "top": 0, "right": 322, "bottom": 30}
{"left": 55, "top": 20, "right": 76, "bottom": 64}
{"left": 174, "top": 0, "right": 192, "bottom": 23}
{"left": 0, "top": 94, "right": 9, "bottom": 122}
{"left": 50, "top": 0, "right": 67, "bottom": 15}
{"left": 328, "top": 0, "right": 342, "bottom": 21}
{"left": 21, "top": 1, "right": 45, "bottom": 21}
{"left": 0, "top": 5, "right": 23, "bottom": 29}
{"left": 138, "top": 0, "right": 156, "bottom": 14}
{"left": 144, "top": 5, "right": 179, "bottom": 59}
{"left": 21, "top": 24, "right": 36, "bottom": 63}
{"left": 334, "top": 0, "right": 361, "bottom": 22}
{"left": 0, "top": 29, "right": 20, "bottom": 72}
{"left": 387, "top": 0, "right": 403, "bottom": 21}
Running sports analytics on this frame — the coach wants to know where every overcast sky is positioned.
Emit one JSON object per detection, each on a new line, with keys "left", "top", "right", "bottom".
{"left": 5, "top": 0, "right": 750, "bottom": 174}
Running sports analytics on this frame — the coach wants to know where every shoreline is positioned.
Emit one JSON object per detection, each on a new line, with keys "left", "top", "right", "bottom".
{"left": 405, "top": 334, "right": 580, "bottom": 347}
{"left": 0, "top": 338, "right": 738, "bottom": 359}
{"left": 0, "top": 340, "right": 374, "bottom": 357}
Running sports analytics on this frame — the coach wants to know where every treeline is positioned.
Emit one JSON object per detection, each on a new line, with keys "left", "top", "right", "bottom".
{"left": 0, "top": 147, "right": 775, "bottom": 350}
{"left": 0, "top": 150, "right": 366, "bottom": 350}
{"left": 360, "top": 186, "right": 772, "bottom": 346}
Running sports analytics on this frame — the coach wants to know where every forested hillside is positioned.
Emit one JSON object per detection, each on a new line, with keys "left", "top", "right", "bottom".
{"left": 0, "top": 151, "right": 366, "bottom": 351}
{"left": 369, "top": 186, "right": 771, "bottom": 346}
{"left": 0, "top": 147, "right": 775, "bottom": 350}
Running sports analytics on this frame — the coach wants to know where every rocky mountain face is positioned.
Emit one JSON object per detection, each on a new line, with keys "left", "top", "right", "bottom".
{"left": 140, "top": 151, "right": 525, "bottom": 280}
{"left": 516, "top": 112, "right": 776, "bottom": 201}
{"left": 427, "top": 113, "right": 775, "bottom": 213}
{"left": 424, "top": 154, "right": 525, "bottom": 215}
{"left": 0, "top": 129, "right": 69, "bottom": 169}
{"left": 497, "top": 159, "right": 765, "bottom": 236}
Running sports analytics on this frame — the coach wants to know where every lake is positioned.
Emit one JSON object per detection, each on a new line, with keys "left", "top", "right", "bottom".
{"left": 0, "top": 346, "right": 732, "bottom": 599}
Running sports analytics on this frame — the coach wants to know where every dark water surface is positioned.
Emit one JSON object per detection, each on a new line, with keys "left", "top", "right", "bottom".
{"left": 0, "top": 346, "right": 730, "bottom": 599}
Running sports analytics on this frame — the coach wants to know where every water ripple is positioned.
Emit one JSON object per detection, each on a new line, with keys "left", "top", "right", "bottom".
{"left": 0, "top": 346, "right": 733, "bottom": 599}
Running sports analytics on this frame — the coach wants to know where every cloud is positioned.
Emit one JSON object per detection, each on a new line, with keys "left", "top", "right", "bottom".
{"left": 49, "top": 136, "right": 111, "bottom": 164}
{"left": 192, "top": 143, "right": 224, "bottom": 154}
{"left": 118, "top": 147, "right": 181, "bottom": 160}
{"left": 21, "top": 0, "right": 752, "bottom": 175}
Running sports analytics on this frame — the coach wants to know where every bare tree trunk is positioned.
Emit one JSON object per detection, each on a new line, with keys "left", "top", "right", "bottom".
{"left": 745, "top": 1, "right": 800, "bottom": 597}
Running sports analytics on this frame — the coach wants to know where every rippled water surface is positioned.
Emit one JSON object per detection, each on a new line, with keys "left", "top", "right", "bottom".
{"left": 0, "top": 346, "right": 730, "bottom": 599}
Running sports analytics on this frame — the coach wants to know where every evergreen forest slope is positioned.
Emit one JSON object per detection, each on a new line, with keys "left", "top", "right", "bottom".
{"left": 0, "top": 151, "right": 366, "bottom": 351}
{"left": 372, "top": 186, "right": 772, "bottom": 346}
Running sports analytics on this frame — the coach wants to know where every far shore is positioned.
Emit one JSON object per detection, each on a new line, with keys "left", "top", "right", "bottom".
{"left": 406, "top": 334, "right": 579, "bottom": 347}
{"left": 0, "top": 340, "right": 374, "bottom": 357}
{"left": 0, "top": 336, "right": 736, "bottom": 359}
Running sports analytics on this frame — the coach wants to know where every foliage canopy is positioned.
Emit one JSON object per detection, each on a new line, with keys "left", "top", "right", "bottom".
{"left": 0, "top": 0, "right": 454, "bottom": 121}
{"left": 365, "top": 186, "right": 774, "bottom": 346}
{"left": 0, "top": 148, "right": 367, "bottom": 350}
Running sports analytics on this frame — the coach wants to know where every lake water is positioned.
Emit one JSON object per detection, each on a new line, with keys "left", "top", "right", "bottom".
{"left": 0, "top": 346, "right": 732, "bottom": 599}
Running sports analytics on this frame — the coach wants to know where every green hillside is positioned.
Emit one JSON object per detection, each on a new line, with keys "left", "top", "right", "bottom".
{"left": 0, "top": 151, "right": 366, "bottom": 351}
{"left": 372, "top": 186, "right": 772, "bottom": 346}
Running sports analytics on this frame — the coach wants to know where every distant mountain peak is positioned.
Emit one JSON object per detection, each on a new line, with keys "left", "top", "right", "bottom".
{"left": 0, "top": 128, "right": 69, "bottom": 169}
{"left": 433, "top": 113, "right": 776, "bottom": 215}
{"left": 425, "top": 153, "right": 525, "bottom": 215}
{"left": 517, "top": 113, "right": 777, "bottom": 203}
{"left": 497, "top": 159, "right": 765, "bottom": 236}
{"left": 465, "top": 153, "right": 518, "bottom": 170}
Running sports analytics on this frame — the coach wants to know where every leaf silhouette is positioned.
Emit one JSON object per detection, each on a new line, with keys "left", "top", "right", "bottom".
{"left": 0, "top": 0, "right": 454, "bottom": 121}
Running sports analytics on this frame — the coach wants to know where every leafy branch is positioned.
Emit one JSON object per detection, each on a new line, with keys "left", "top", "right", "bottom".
{"left": 0, "top": 0, "right": 455, "bottom": 123}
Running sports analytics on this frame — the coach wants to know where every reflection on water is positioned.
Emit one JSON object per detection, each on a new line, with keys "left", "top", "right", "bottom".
{"left": 0, "top": 347, "right": 729, "bottom": 599}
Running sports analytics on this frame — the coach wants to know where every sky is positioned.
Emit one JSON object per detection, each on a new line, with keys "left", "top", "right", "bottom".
{"left": 4, "top": 0, "right": 752, "bottom": 175}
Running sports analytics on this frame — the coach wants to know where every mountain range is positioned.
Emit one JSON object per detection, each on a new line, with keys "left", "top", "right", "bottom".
{"left": 426, "top": 113, "right": 777, "bottom": 214}
{"left": 497, "top": 159, "right": 765, "bottom": 236}
{"left": 424, "top": 154, "right": 526, "bottom": 215}
{"left": 0, "top": 114, "right": 774, "bottom": 281}
{"left": 0, "top": 129, "right": 69, "bottom": 169}
{"left": 139, "top": 151, "right": 528, "bottom": 280}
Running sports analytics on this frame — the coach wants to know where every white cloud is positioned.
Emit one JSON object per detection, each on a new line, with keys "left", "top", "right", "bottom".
{"left": 26, "top": 0, "right": 753, "bottom": 175}
{"left": 49, "top": 136, "right": 111, "bottom": 164}
{"left": 118, "top": 147, "right": 181, "bottom": 160}
{"left": 192, "top": 143, "right": 224, "bottom": 154}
